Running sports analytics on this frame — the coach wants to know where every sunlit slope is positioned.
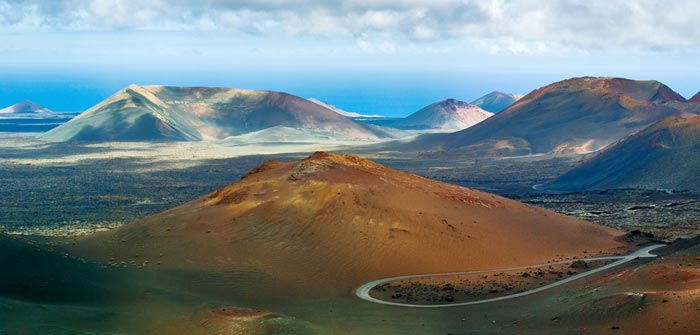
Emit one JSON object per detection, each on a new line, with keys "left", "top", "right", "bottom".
{"left": 0, "top": 101, "right": 54, "bottom": 116}
{"left": 390, "top": 99, "right": 493, "bottom": 130}
{"left": 43, "top": 85, "right": 386, "bottom": 142}
{"left": 69, "top": 152, "right": 623, "bottom": 296}
{"left": 401, "top": 77, "right": 692, "bottom": 157}
{"left": 470, "top": 91, "right": 522, "bottom": 113}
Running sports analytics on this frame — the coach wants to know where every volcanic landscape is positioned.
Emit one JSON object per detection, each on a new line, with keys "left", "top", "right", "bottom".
{"left": 2, "top": 77, "right": 700, "bottom": 335}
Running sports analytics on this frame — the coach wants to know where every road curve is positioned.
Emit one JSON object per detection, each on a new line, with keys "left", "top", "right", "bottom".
{"left": 355, "top": 244, "right": 666, "bottom": 308}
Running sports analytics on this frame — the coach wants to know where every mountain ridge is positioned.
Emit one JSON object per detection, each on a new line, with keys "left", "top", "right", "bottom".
{"left": 396, "top": 77, "right": 695, "bottom": 157}
{"left": 470, "top": 91, "right": 523, "bottom": 113}
{"left": 690, "top": 92, "right": 700, "bottom": 103}
{"left": 43, "top": 85, "right": 387, "bottom": 142}
{"left": 307, "top": 98, "right": 384, "bottom": 119}
{"left": 389, "top": 98, "right": 493, "bottom": 130}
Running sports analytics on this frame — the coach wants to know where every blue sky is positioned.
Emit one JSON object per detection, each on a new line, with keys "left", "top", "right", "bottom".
{"left": 1, "top": 1, "right": 699, "bottom": 117}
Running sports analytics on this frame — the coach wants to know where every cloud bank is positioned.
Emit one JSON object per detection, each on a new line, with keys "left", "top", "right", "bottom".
{"left": 1, "top": 0, "right": 699, "bottom": 54}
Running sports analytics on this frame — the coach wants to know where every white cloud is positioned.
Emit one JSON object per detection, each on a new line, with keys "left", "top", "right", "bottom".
{"left": 0, "top": 0, "right": 699, "bottom": 55}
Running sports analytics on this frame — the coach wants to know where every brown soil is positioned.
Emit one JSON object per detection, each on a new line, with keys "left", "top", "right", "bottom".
{"left": 574, "top": 244, "right": 700, "bottom": 334}
{"left": 66, "top": 152, "right": 625, "bottom": 297}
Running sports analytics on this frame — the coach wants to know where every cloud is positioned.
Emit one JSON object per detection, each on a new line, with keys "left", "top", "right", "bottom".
{"left": 1, "top": 0, "right": 700, "bottom": 54}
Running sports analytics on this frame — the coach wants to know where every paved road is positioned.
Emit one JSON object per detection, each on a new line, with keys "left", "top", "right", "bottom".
{"left": 355, "top": 244, "right": 666, "bottom": 308}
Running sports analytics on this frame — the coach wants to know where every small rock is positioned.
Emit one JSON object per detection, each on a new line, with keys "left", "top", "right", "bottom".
{"left": 442, "top": 284, "right": 455, "bottom": 291}
{"left": 571, "top": 260, "right": 589, "bottom": 269}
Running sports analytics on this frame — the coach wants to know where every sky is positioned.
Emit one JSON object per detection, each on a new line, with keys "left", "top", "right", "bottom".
{"left": 1, "top": 0, "right": 700, "bottom": 116}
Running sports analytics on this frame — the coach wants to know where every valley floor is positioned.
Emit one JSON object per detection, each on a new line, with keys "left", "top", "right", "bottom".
{"left": 0, "top": 136, "right": 696, "bottom": 239}
{"left": 1, "top": 136, "right": 699, "bottom": 334}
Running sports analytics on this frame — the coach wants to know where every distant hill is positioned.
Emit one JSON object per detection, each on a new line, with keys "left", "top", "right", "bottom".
{"left": 388, "top": 99, "right": 493, "bottom": 130}
{"left": 307, "top": 98, "right": 384, "bottom": 119}
{"left": 691, "top": 92, "right": 700, "bottom": 103}
{"left": 43, "top": 85, "right": 388, "bottom": 142}
{"left": 471, "top": 91, "right": 523, "bottom": 113}
{"left": 395, "top": 77, "right": 694, "bottom": 157}
{"left": 544, "top": 115, "right": 700, "bottom": 191}
{"left": 0, "top": 100, "right": 54, "bottom": 116}
{"left": 0, "top": 101, "right": 76, "bottom": 132}
{"left": 68, "top": 152, "right": 622, "bottom": 296}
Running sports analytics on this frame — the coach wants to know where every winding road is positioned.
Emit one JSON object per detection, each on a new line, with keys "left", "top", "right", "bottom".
{"left": 355, "top": 244, "right": 666, "bottom": 308}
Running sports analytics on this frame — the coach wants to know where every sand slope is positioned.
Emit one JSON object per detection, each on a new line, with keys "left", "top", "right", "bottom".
{"left": 69, "top": 152, "right": 623, "bottom": 296}
{"left": 307, "top": 98, "right": 383, "bottom": 119}
{"left": 43, "top": 86, "right": 386, "bottom": 142}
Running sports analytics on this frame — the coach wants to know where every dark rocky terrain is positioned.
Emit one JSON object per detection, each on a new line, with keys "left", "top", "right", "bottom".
{"left": 544, "top": 116, "right": 700, "bottom": 192}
